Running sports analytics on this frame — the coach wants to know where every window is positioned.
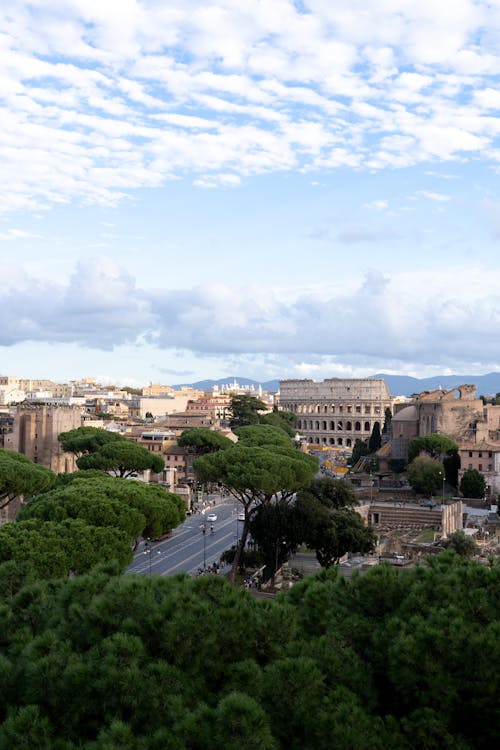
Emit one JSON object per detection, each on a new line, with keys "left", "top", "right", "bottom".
{"left": 469, "top": 451, "right": 473, "bottom": 457}
{"left": 356, "top": 405, "right": 361, "bottom": 413}
{"left": 479, "top": 463, "right": 482, "bottom": 471}
{"left": 355, "top": 421, "right": 361, "bottom": 431}
{"left": 364, "top": 422, "right": 370, "bottom": 432}
{"left": 347, "top": 405, "right": 352, "bottom": 414}
{"left": 479, "top": 452, "right": 483, "bottom": 458}
{"left": 365, "top": 405, "right": 371, "bottom": 414}
{"left": 468, "top": 463, "right": 472, "bottom": 470}
{"left": 346, "top": 421, "right": 352, "bottom": 431}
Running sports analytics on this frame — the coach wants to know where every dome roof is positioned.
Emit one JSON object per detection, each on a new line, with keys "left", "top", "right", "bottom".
{"left": 392, "top": 405, "right": 418, "bottom": 422}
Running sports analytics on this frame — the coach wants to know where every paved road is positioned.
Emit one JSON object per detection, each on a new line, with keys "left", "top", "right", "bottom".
{"left": 127, "top": 499, "right": 244, "bottom": 576}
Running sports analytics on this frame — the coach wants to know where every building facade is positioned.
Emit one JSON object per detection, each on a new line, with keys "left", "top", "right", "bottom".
{"left": 3, "top": 405, "right": 82, "bottom": 473}
{"left": 279, "top": 378, "right": 392, "bottom": 449}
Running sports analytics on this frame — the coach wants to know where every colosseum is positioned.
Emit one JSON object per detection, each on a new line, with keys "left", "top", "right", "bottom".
{"left": 279, "top": 378, "right": 393, "bottom": 449}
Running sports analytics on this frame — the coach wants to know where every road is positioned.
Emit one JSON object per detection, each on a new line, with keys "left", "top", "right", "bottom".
{"left": 127, "top": 498, "right": 244, "bottom": 576}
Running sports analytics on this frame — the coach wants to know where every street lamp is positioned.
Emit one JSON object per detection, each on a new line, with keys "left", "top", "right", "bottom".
{"left": 442, "top": 473, "right": 445, "bottom": 504}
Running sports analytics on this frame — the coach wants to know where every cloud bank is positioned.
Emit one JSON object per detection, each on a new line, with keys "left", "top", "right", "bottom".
{"left": 1, "top": 257, "right": 498, "bottom": 372}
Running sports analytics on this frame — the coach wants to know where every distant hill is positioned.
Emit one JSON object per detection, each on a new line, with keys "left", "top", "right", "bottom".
{"left": 372, "top": 372, "right": 500, "bottom": 397}
{"left": 173, "top": 372, "right": 500, "bottom": 398}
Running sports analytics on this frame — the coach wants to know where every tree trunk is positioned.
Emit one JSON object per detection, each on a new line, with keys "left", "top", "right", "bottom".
{"left": 229, "top": 521, "right": 250, "bottom": 585}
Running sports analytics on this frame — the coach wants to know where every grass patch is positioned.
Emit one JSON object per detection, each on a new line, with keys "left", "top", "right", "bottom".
{"left": 414, "top": 529, "right": 438, "bottom": 543}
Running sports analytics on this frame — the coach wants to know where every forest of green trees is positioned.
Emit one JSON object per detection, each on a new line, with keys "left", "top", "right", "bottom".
{"left": 0, "top": 553, "right": 498, "bottom": 749}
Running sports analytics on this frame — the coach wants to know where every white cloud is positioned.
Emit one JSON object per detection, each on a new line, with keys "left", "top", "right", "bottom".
{"left": 364, "top": 199, "right": 388, "bottom": 211}
{"left": 0, "top": 228, "right": 43, "bottom": 240}
{"left": 2, "top": 258, "right": 500, "bottom": 374}
{"left": 414, "top": 190, "right": 451, "bottom": 202}
{"left": 0, "top": 0, "right": 499, "bottom": 212}
{"left": 337, "top": 226, "right": 398, "bottom": 243}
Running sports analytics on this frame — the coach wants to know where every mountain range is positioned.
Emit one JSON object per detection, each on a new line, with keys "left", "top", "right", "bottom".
{"left": 173, "top": 373, "right": 500, "bottom": 398}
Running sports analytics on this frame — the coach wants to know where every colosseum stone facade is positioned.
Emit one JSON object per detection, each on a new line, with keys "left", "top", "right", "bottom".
{"left": 279, "top": 378, "right": 393, "bottom": 449}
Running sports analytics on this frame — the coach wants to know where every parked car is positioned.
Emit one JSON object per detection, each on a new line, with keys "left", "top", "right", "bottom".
{"left": 237, "top": 512, "right": 245, "bottom": 522}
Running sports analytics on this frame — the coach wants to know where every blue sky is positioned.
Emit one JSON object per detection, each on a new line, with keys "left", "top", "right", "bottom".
{"left": 1, "top": 0, "right": 500, "bottom": 386}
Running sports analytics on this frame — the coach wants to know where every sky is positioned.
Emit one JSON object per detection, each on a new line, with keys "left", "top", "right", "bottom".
{"left": 2, "top": 0, "right": 500, "bottom": 387}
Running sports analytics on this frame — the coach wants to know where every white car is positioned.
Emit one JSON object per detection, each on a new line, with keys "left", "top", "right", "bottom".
{"left": 237, "top": 512, "right": 245, "bottom": 522}
{"left": 206, "top": 513, "right": 217, "bottom": 522}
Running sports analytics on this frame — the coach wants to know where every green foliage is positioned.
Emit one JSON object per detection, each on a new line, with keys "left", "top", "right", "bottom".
{"left": 389, "top": 458, "right": 407, "bottom": 473}
{"left": 442, "top": 531, "right": 478, "bottom": 558}
{"left": 296, "top": 476, "right": 357, "bottom": 510}
{"left": 76, "top": 440, "right": 164, "bottom": 478}
{"left": 0, "top": 449, "right": 55, "bottom": 511}
{"left": 0, "top": 559, "right": 499, "bottom": 745}
{"left": 258, "top": 409, "right": 296, "bottom": 437}
{"left": 50, "top": 474, "right": 183, "bottom": 539}
{"left": 368, "top": 422, "right": 382, "bottom": 453}
{"left": 229, "top": 394, "right": 267, "bottom": 428}
{"left": 294, "top": 497, "right": 376, "bottom": 567}
{"left": 292, "top": 482, "right": 375, "bottom": 567}
{"left": 443, "top": 450, "right": 461, "bottom": 487}
{"left": 0, "top": 518, "right": 132, "bottom": 579}
{"left": 0, "top": 555, "right": 496, "bottom": 748}
{"left": 407, "top": 455, "right": 444, "bottom": 495}
{"left": 351, "top": 438, "right": 369, "bottom": 464}
{"left": 382, "top": 407, "right": 392, "bottom": 435}
{"left": 290, "top": 478, "right": 365, "bottom": 568}
{"left": 58, "top": 426, "right": 123, "bottom": 456}
{"left": 19, "top": 476, "right": 184, "bottom": 543}
{"left": 248, "top": 501, "right": 301, "bottom": 573}
{"left": 408, "top": 434, "right": 459, "bottom": 462}
{"left": 220, "top": 546, "right": 264, "bottom": 570}
{"left": 19, "top": 480, "right": 144, "bottom": 539}
{"left": 194, "top": 445, "right": 317, "bottom": 505}
{"left": 460, "top": 468, "right": 486, "bottom": 499}
{"left": 177, "top": 428, "right": 233, "bottom": 453}
{"left": 234, "top": 424, "right": 293, "bottom": 448}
